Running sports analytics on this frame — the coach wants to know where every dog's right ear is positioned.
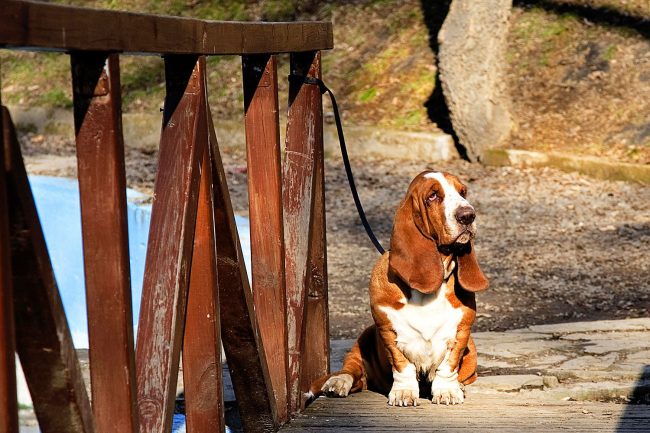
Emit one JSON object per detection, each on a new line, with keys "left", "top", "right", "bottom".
{"left": 389, "top": 194, "right": 443, "bottom": 293}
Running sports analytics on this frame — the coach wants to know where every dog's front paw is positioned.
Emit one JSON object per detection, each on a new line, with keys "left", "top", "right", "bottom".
{"left": 388, "top": 364, "right": 419, "bottom": 407}
{"left": 431, "top": 378, "right": 464, "bottom": 405}
{"left": 388, "top": 387, "right": 419, "bottom": 407}
{"left": 321, "top": 374, "right": 354, "bottom": 397}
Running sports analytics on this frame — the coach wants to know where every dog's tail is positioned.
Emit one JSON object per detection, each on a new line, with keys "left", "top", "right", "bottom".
{"left": 304, "top": 374, "right": 332, "bottom": 404}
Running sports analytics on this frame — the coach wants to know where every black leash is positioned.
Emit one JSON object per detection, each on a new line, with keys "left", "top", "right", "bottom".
{"left": 289, "top": 74, "right": 386, "bottom": 255}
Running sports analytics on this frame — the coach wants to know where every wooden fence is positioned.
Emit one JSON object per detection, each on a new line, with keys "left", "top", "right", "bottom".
{"left": 0, "top": 1, "right": 333, "bottom": 432}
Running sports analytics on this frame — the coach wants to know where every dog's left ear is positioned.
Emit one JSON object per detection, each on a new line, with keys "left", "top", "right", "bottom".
{"left": 456, "top": 242, "right": 489, "bottom": 292}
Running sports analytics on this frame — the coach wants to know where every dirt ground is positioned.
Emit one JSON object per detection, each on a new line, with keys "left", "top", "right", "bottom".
{"left": 507, "top": 4, "right": 650, "bottom": 164}
{"left": 19, "top": 133, "right": 650, "bottom": 340}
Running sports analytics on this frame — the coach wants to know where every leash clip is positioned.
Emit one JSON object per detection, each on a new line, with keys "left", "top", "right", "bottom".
{"left": 288, "top": 74, "right": 328, "bottom": 94}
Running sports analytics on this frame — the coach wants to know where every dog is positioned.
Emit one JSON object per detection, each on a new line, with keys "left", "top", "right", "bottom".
{"left": 310, "top": 170, "right": 488, "bottom": 406}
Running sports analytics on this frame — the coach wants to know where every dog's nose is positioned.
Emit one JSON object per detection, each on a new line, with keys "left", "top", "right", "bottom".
{"left": 455, "top": 206, "right": 475, "bottom": 225}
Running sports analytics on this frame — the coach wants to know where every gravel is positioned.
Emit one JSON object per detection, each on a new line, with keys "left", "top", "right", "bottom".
{"left": 321, "top": 156, "right": 650, "bottom": 338}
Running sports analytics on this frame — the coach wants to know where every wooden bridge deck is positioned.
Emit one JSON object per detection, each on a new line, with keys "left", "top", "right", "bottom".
{"left": 281, "top": 391, "right": 650, "bottom": 432}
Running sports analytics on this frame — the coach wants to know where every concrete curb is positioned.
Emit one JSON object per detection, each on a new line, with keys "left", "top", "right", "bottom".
{"left": 484, "top": 148, "right": 650, "bottom": 184}
{"left": 7, "top": 105, "right": 459, "bottom": 162}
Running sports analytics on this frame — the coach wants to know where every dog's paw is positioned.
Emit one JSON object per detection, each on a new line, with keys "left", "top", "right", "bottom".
{"left": 321, "top": 374, "right": 353, "bottom": 397}
{"left": 388, "top": 387, "right": 419, "bottom": 407}
{"left": 431, "top": 378, "right": 464, "bottom": 405}
{"left": 388, "top": 363, "right": 419, "bottom": 407}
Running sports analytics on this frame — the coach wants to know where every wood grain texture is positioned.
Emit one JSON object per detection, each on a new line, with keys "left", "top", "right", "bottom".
{"left": 71, "top": 52, "right": 138, "bottom": 433}
{"left": 0, "top": 106, "right": 18, "bottom": 433}
{"left": 0, "top": 0, "right": 333, "bottom": 55}
{"left": 299, "top": 122, "right": 329, "bottom": 403}
{"left": 3, "top": 106, "right": 94, "bottom": 433}
{"left": 135, "top": 56, "right": 206, "bottom": 433}
{"left": 209, "top": 111, "right": 275, "bottom": 433}
{"left": 282, "top": 391, "right": 647, "bottom": 432}
{"left": 182, "top": 143, "right": 225, "bottom": 433}
{"left": 282, "top": 51, "right": 327, "bottom": 415}
{"left": 242, "top": 54, "right": 289, "bottom": 424}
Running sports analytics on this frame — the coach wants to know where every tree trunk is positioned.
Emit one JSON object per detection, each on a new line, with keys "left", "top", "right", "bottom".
{"left": 437, "top": 0, "right": 513, "bottom": 162}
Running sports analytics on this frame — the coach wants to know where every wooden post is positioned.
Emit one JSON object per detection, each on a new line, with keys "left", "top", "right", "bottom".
{"left": 135, "top": 55, "right": 206, "bottom": 433}
{"left": 70, "top": 52, "right": 138, "bottom": 433}
{"left": 292, "top": 52, "right": 330, "bottom": 402}
{"left": 299, "top": 129, "right": 330, "bottom": 397}
{"left": 3, "top": 106, "right": 94, "bottom": 433}
{"left": 0, "top": 103, "right": 18, "bottom": 433}
{"left": 182, "top": 142, "right": 225, "bottom": 432}
{"left": 242, "top": 54, "right": 288, "bottom": 424}
{"left": 208, "top": 111, "right": 275, "bottom": 432}
{"left": 283, "top": 51, "right": 329, "bottom": 414}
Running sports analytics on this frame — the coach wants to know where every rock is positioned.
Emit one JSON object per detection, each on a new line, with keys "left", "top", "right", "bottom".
{"left": 562, "top": 332, "right": 650, "bottom": 355}
{"left": 542, "top": 382, "right": 641, "bottom": 402}
{"left": 555, "top": 353, "right": 619, "bottom": 372}
{"left": 477, "top": 358, "right": 518, "bottom": 369}
{"left": 475, "top": 374, "right": 544, "bottom": 392}
{"left": 543, "top": 376, "right": 560, "bottom": 389}
{"left": 614, "top": 350, "right": 650, "bottom": 376}
{"left": 533, "top": 355, "right": 569, "bottom": 368}
{"left": 476, "top": 337, "right": 571, "bottom": 359}
{"left": 528, "top": 318, "right": 650, "bottom": 334}
{"left": 437, "top": 0, "right": 513, "bottom": 161}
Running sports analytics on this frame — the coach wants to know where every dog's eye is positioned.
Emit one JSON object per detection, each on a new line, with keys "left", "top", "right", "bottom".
{"left": 459, "top": 188, "right": 467, "bottom": 198}
{"left": 426, "top": 192, "right": 440, "bottom": 205}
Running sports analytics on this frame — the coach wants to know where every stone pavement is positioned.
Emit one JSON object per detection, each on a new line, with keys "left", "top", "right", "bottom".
{"left": 330, "top": 317, "right": 650, "bottom": 403}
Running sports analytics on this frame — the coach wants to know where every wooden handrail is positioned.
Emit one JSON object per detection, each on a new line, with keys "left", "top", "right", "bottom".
{"left": 0, "top": 0, "right": 333, "bottom": 55}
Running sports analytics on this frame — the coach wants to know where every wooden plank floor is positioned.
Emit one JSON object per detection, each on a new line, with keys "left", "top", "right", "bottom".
{"left": 281, "top": 391, "right": 650, "bottom": 432}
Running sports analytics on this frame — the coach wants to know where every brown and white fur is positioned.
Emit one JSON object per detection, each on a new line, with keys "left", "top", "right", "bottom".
{"left": 309, "top": 171, "right": 488, "bottom": 406}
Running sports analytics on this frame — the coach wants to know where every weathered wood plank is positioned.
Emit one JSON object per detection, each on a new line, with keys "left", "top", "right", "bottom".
{"left": 299, "top": 131, "right": 329, "bottom": 395}
{"left": 209, "top": 111, "right": 275, "bottom": 433}
{"left": 283, "top": 51, "right": 327, "bottom": 415}
{"left": 71, "top": 52, "right": 138, "bottom": 433}
{"left": 282, "top": 391, "right": 646, "bottom": 432}
{"left": 0, "top": 106, "right": 18, "bottom": 433}
{"left": 297, "top": 52, "right": 329, "bottom": 394}
{"left": 2, "top": 106, "right": 94, "bottom": 433}
{"left": 242, "top": 54, "right": 288, "bottom": 424}
{"left": 135, "top": 55, "right": 206, "bottom": 433}
{"left": 0, "top": 0, "right": 333, "bottom": 55}
{"left": 182, "top": 143, "right": 225, "bottom": 433}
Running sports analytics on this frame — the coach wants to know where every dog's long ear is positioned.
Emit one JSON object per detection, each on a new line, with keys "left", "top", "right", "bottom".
{"left": 456, "top": 242, "right": 489, "bottom": 292}
{"left": 389, "top": 194, "right": 443, "bottom": 293}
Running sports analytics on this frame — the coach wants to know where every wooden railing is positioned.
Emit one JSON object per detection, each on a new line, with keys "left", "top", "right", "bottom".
{"left": 0, "top": 1, "right": 333, "bottom": 432}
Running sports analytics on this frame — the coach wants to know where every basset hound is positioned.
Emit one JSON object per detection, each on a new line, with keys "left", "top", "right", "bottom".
{"left": 310, "top": 170, "right": 488, "bottom": 406}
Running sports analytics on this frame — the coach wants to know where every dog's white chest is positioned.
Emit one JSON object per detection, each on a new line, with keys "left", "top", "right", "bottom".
{"left": 380, "top": 282, "right": 462, "bottom": 375}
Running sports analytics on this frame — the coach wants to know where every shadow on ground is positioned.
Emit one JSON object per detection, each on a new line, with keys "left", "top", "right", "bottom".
{"left": 514, "top": 0, "right": 650, "bottom": 39}
{"left": 617, "top": 365, "right": 650, "bottom": 431}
